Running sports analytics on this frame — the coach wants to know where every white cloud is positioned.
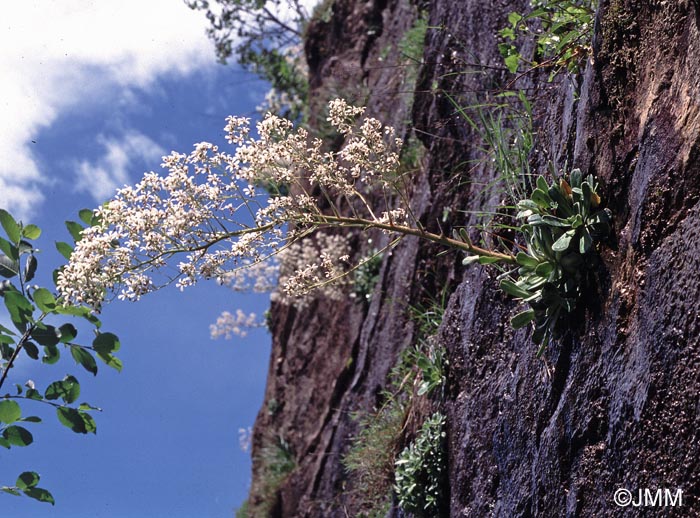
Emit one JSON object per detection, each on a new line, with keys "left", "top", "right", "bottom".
{"left": 0, "top": 1, "right": 217, "bottom": 218}
{"left": 76, "top": 131, "right": 166, "bottom": 203}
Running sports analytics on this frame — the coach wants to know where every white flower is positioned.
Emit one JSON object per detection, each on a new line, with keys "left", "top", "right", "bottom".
{"left": 58, "top": 99, "right": 406, "bottom": 311}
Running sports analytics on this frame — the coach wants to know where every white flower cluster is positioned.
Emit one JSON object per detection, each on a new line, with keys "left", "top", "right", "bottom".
{"left": 57, "top": 99, "right": 406, "bottom": 309}
{"left": 210, "top": 309, "right": 263, "bottom": 339}
{"left": 276, "top": 232, "right": 352, "bottom": 305}
{"left": 238, "top": 426, "right": 253, "bottom": 453}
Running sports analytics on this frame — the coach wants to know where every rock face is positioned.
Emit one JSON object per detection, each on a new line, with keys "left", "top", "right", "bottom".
{"left": 247, "top": 0, "right": 700, "bottom": 516}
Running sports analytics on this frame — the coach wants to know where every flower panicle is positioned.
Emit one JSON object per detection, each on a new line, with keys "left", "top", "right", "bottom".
{"left": 57, "top": 99, "right": 406, "bottom": 309}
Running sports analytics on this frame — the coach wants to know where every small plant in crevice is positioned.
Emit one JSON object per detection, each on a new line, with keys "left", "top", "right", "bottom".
{"left": 481, "top": 169, "right": 612, "bottom": 354}
{"left": 248, "top": 434, "right": 296, "bottom": 516}
{"left": 405, "top": 291, "right": 448, "bottom": 398}
{"left": 343, "top": 332, "right": 448, "bottom": 515}
{"left": 406, "top": 288, "right": 449, "bottom": 347}
{"left": 394, "top": 412, "right": 447, "bottom": 517}
{"left": 397, "top": 12, "right": 429, "bottom": 64}
{"left": 343, "top": 395, "right": 407, "bottom": 517}
{"left": 498, "top": 0, "right": 597, "bottom": 77}
{"left": 409, "top": 340, "right": 446, "bottom": 398}
{"left": 444, "top": 89, "right": 535, "bottom": 209}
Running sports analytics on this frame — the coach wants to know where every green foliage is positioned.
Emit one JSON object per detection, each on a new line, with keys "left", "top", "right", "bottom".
{"left": 343, "top": 393, "right": 407, "bottom": 516}
{"left": 445, "top": 89, "right": 533, "bottom": 205}
{"left": 404, "top": 290, "right": 448, "bottom": 399}
{"left": 1, "top": 471, "right": 54, "bottom": 505}
{"left": 309, "top": 0, "right": 334, "bottom": 24}
{"left": 186, "top": 0, "right": 305, "bottom": 65}
{"left": 0, "top": 208, "right": 123, "bottom": 505}
{"left": 187, "top": 0, "right": 309, "bottom": 120}
{"left": 394, "top": 412, "right": 447, "bottom": 517}
{"left": 409, "top": 343, "right": 445, "bottom": 398}
{"left": 250, "top": 434, "right": 296, "bottom": 516}
{"left": 397, "top": 13, "right": 428, "bottom": 63}
{"left": 493, "top": 170, "right": 612, "bottom": 353}
{"left": 498, "top": 0, "right": 596, "bottom": 77}
{"left": 235, "top": 498, "right": 250, "bottom": 517}
{"left": 407, "top": 289, "right": 448, "bottom": 346}
{"left": 343, "top": 320, "right": 446, "bottom": 516}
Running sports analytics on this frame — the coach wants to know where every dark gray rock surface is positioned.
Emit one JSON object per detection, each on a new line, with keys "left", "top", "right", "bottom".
{"left": 247, "top": 0, "right": 700, "bottom": 516}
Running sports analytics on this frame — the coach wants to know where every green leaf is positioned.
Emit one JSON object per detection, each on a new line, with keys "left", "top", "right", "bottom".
{"left": 511, "top": 309, "right": 535, "bottom": 329}
{"left": 569, "top": 169, "right": 582, "bottom": 188}
{"left": 23, "top": 254, "right": 37, "bottom": 283}
{"left": 507, "top": 11, "right": 523, "bottom": 26}
{"left": 23, "top": 341, "right": 39, "bottom": 360}
{"left": 53, "top": 304, "right": 101, "bottom": 328}
{"left": 549, "top": 186, "right": 573, "bottom": 217}
{"left": 478, "top": 256, "right": 502, "bottom": 265}
{"left": 53, "top": 304, "right": 90, "bottom": 318}
{"left": 4, "top": 291, "right": 33, "bottom": 331}
{"left": 58, "top": 323, "right": 78, "bottom": 343}
{"left": 18, "top": 240, "right": 33, "bottom": 255}
{"left": 45, "top": 375, "right": 80, "bottom": 404}
{"left": 579, "top": 228, "right": 592, "bottom": 254}
{"left": 71, "top": 347, "right": 97, "bottom": 376}
{"left": 534, "top": 262, "right": 555, "bottom": 277}
{"left": 78, "top": 209, "right": 94, "bottom": 226}
{"left": 504, "top": 53, "right": 519, "bottom": 74}
{"left": 57, "top": 407, "right": 96, "bottom": 434}
{"left": 1, "top": 486, "right": 20, "bottom": 496}
{"left": 21, "top": 224, "right": 41, "bottom": 240}
{"left": 96, "top": 353, "right": 122, "bottom": 372}
{"left": 0, "top": 254, "right": 18, "bottom": 278}
{"left": 19, "top": 416, "right": 41, "bottom": 423}
{"left": 0, "top": 323, "right": 15, "bottom": 335}
{"left": 3, "top": 425, "right": 33, "bottom": 446}
{"left": 23, "top": 487, "right": 55, "bottom": 505}
{"left": 516, "top": 252, "right": 539, "bottom": 268}
{"left": 0, "top": 400, "right": 21, "bottom": 424}
{"left": 457, "top": 227, "right": 472, "bottom": 245}
{"left": 16, "top": 472, "right": 39, "bottom": 490}
{"left": 31, "top": 325, "right": 60, "bottom": 347}
{"left": 0, "top": 209, "right": 21, "bottom": 244}
{"left": 530, "top": 188, "right": 552, "bottom": 208}
{"left": 499, "top": 279, "right": 532, "bottom": 300}
{"left": 32, "top": 288, "right": 57, "bottom": 313}
{"left": 42, "top": 344, "right": 60, "bottom": 365}
{"left": 0, "top": 236, "right": 17, "bottom": 260}
{"left": 25, "top": 389, "right": 42, "bottom": 401}
{"left": 55, "top": 241, "right": 73, "bottom": 261}
{"left": 536, "top": 176, "right": 549, "bottom": 192}
{"left": 517, "top": 199, "right": 540, "bottom": 212}
{"left": 462, "top": 255, "right": 480, "bottom": 266}
{"left": 552, "top": 229, "right": 576, "bottom": 252}
{"left": 541, "top": 215, "right": 572, "bottom": 228}
{"left": 93, "top": 332, "right": 120, "bottom": 354}
{"left": 64, "top": 221, "right": 84, "bottom": 243}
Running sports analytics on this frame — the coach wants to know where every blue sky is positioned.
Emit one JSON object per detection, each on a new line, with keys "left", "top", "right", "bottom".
{"left": 2, "top": 2, "right": 276, "bottom": 516}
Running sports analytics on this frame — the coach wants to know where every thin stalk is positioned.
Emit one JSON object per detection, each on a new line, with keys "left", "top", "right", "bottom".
{"left": 318, "top": 215, "right": 516, "bottom": 263}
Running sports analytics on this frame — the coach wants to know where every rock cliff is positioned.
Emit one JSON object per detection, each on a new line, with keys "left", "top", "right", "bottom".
{"left": 245, "top": 0, "right": 700, "bottom": 516}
